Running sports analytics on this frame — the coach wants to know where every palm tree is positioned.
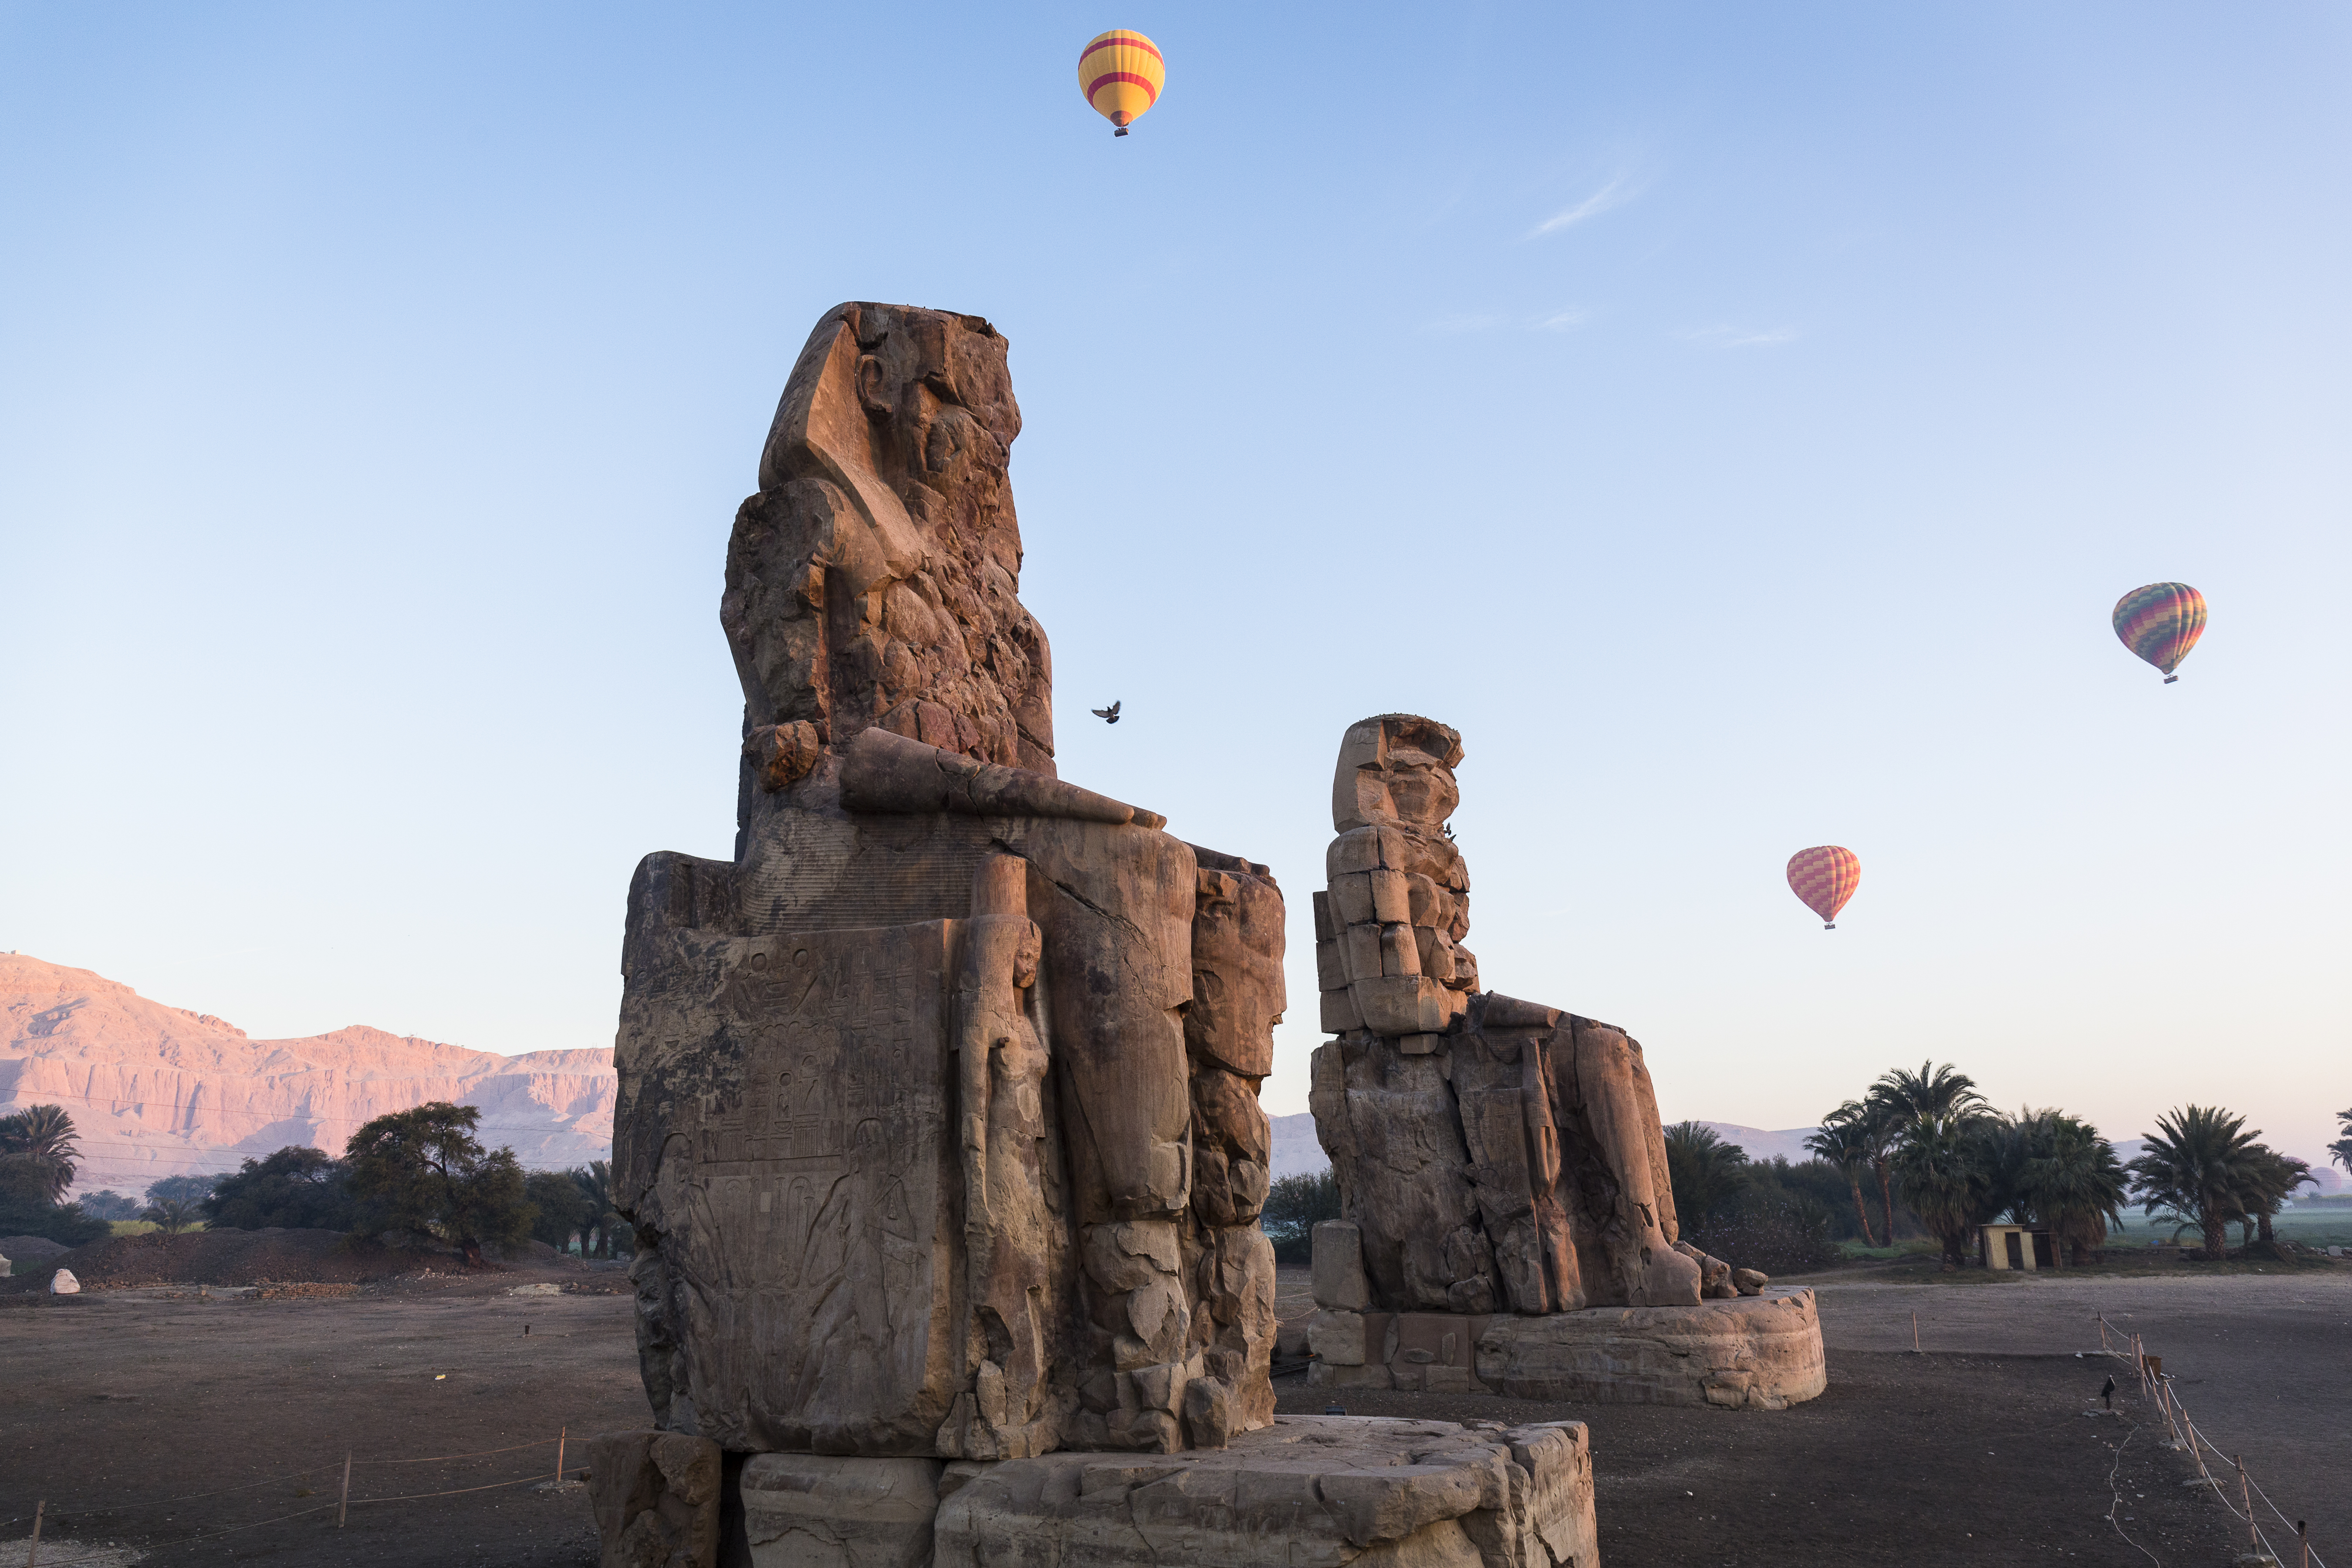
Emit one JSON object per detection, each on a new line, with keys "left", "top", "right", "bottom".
{"left": 1664, "top": 1122, "right": 1749, "bottom": 1233}
{"left": 1866, "top": 1064, "right": 1990, "bottom": 1249}
{"left": 143, "top": 1196, "right": 201, "bottom": 1235}
{"left": 2241, "top": 1149, "right": 2315, "bottom": 1246}
{"left": 1804, "top": 1105, "right": 1879, "bottom": 1246}
{"left": 574, "top": 1161, "right": 623, "bottom": 1258}
{"left": 0, "top": 1104, "right": 81, "bottom": 1203}
{"left": 2126, "top": 1105, "right": 2264, "bottom": 1261}
{"left": 2327, "top": 1107, "right": 2352, "bottom": 1180}
{"left": 2014, "top": 1112, "right": 2127, "bottom": 1265}
{"left": 1868, "top": 1062, "right": 1989, "bottom": 1127}
{"left": 1891, "top": 1113, "right": 1999, "bottom": 1269}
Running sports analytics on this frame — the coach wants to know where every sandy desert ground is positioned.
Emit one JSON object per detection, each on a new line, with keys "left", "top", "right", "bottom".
{"left": 3, "top": 1263, "right": 2332, "bottom": 1566}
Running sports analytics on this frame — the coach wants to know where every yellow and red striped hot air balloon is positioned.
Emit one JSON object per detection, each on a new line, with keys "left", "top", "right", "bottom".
{"left": 1079, "top": 29, "right": 1163, "bottom": 136}
{"left": 1787, "top": 846, "right": 1861, "bottom": 931}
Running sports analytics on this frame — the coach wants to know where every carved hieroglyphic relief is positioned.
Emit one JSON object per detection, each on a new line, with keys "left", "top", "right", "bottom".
{"left": 658, "top": 925, "right": 957, "bottom": 1456}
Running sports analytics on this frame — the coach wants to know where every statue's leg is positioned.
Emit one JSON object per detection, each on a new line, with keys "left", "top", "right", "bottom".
{"left": 1565, "top": 1018, "right": 1701, "bottom": 1307}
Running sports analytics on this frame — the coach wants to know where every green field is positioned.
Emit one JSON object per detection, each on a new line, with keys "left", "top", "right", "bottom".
{"left": 2105, "top": 1208, "right": 2352, "bottom": 1249}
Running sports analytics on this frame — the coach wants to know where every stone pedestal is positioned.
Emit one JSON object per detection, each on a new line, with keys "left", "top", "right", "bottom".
{"left": 936, "top": 1415, "right": 1595, "bottom": 1568}
{"left": 743, "top": 1455, "right": 944, "bottom": 1567}
{"left": 1305, "top": 1289, "right": 1825, "bottom": 1411}
{"left": 654, "top": 1418, "right": 1595, "bottom": 1568}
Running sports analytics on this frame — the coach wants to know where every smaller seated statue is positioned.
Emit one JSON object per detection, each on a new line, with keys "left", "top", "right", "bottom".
{"left": 1310, "top": 713, "right": 1703, "bottom": 1315}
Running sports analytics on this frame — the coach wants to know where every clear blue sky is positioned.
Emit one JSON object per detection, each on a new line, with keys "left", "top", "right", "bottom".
{"left": 4, "top": 5, "right": 2347, "bottom": 1162}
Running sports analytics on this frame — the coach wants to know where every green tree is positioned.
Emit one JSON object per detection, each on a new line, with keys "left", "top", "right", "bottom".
{"left": 1891, "top": 1114, "right": 2000, "bottom": 1269}
{"left": 79, "top": 1190, "right": 141, "bottom": 1221}
{"left": 2126, "top": 1105, "right": 2264, "bottom": 1261}
{"left": 0, "top": 1156, "right": 109, "bottom": 1247}
{"left": 142, "top": 1196, "right": 202, "bottom": 1234}
{"left": 1803, "top": 1105, "right": 1880, "bottom": 1246}
{"left": 2009, "top": 1110, "right": 2127, "bottom": 1264}
{"left": 573, "top": 1161, "right": 634, "bottom": 1259}
{"left": 2326, "top": 1108, "right": 2352, "bottom": 1181}
{"left": 1258, "top": 1169, "right": 1341, "bottom": 1264}
{"left": 145, "top": 1173, "right": 221, "bottom": 1209}
{"left": 1867, "top": 1062, "right": 1989, "bottom": 1128}
{"left": 2241, "top": 1148, "right": 2315, "bottom": 1246}
{"left": 0, "top": 1105, "right": 82, "bottom": 1203}
{"left": 527, "top": 1169, "right": 595, "bottom": 1251}
{"left": 1663, "top": 1122, "right": 1748, "bottom": 1231}
{"left": 344, "top": 1102, "right": 534, "bottom": 1266}
{"left": 206, "top": 1147, "right": 355, "bottom": 1231}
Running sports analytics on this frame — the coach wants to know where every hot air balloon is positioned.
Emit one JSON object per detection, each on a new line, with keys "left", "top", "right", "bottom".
{"left": 1787, "top": 846, "right": 1860, "bottom": 930}
{"left": 2112, "top": 582, "right": 2207, "bottom": 684}
{"left": 1079, "top": 30, "right": 1163, "bottom": 136}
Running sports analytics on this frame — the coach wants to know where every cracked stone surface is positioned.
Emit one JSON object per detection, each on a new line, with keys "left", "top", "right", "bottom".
{"left": 934, "top": 1414, "right": 1596, "bottom": 1568}
{"left": 604, "top": 305, "right": 1283, "bottom": 1529}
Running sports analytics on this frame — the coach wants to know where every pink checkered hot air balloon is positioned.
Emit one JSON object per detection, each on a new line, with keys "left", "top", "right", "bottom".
{"left": 1787, "top": 846, "right": 1860, "bottom": 930}
{"left": 2112, "top": 582, "right": 2207, "bottom": 684}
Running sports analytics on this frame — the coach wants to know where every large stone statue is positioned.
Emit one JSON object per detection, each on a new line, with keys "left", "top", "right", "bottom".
{"left": 1308, "top": 715, "right": 1826, "bottom": 1409}
{"left": 596, "top": 305, "right": 1603, "bottom": 1568}
{"left": 616, "top": 302, "right": 1277, "bottom": 1465}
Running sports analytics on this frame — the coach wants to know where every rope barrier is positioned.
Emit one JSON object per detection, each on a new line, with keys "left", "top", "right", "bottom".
{"left": 2095, "top": 1311, "right": 2325, "bottom": 1568}
{"left": 7, "top": 1426, "right": 583, "bottom": 1558}
{"left": 355, "top": 1436, "right": 560, "bottom": 1466}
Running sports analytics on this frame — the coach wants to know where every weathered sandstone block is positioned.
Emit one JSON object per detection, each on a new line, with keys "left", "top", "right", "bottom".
{"left": 740, "top": 1454, "right": 942, "bottom": 1568}
{"left": 1312, "top": 1220, "right": 1371, "bottom": 1310}
{"left": 1474, "top": 1288, "right": 1827, "bottom": 1410}
{"left": 588, "top": 1431, "right": 722, "bottom": 1568}
{"left": 1308, "top": 1308, "right": 1367, "bottom": 1365}
{"left": 933, "top": 1415, "right": 1597, "bottom": 1568}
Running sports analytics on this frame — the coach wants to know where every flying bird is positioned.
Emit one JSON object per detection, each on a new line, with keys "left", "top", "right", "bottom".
{"left": 1091, "top": 700, "right": 1121, "bottom": 724}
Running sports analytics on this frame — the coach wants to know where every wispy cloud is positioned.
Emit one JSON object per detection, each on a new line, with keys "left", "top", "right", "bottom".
{"left": 1535, "top": 310, "right": 1588, "bottom": 332}
{"left": 1679, "top": 324, "right": 1801, "bottom": 348}
{"left": 1528, "top": 176, "right": 1635, "bottom": 238}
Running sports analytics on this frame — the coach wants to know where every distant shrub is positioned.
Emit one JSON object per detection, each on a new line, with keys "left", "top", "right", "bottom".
{"left": 1686, "top": 1191, "right": 1844, "bottom": 1278}
{"left": 1259, "top": 1169, "right": 1340, "bottom": 1264}
{"left": 0, "top": 1155, "right": 111, "bottom": 1247}
{"left": 206, "top": 1147, "right": 357, "bottom": 1232}
{"left": 78, "top": 1190, "right": 142, "bottom": 1221}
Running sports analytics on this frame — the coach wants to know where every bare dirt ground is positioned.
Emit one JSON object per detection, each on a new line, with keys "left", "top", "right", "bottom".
{"left": 1, "top": 1275, "right": 642, "bottom": 1566}
{"left": 1801, "top": 1268, "right": 2352, "bottom": 1554}
{"left": 3, "top": 1260, "right": 2327, "bottom": 1567}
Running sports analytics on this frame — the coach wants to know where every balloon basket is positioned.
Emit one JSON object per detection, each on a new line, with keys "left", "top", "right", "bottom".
{"left": 2163, "top": 674, "right": 2178, "bottom": 683}
{"left": 1114, "top": 126, "right": 1129, "bottom": 136}
{"left": 1823, "top": 922, "right": 1836, "bottom": 931}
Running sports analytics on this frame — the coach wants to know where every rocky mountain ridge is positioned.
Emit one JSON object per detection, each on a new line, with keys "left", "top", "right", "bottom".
{"left": 1, "top": 953, "right": 615, "bottom": 1190}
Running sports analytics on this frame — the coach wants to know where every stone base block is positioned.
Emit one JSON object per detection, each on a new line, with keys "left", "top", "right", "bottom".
{"left": 1474, "top": 1287, "right": 1825, "bottom": 1409}
{"left": 587, "top": 1430, "right": 722, "bottom": 1568}
{"left": 935, "top": 1414, "right": 1595, "bottom": 1568}
{"left": 742, "top": 1455, "right": 944, "bottom": 1567}
{"left": 1308, "top": 1360, "right": 1395, "bottom": 1391}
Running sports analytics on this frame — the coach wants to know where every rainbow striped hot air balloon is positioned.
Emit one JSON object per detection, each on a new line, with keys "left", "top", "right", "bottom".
{"left": 2112, "top": 582, "right": 2207, "bottom": 684}
{"left": 1787, "top": 846, "right": 1861, "bottom": 931}
{"left": 1079, "top": 29, "right": 1163, "bottom": 136}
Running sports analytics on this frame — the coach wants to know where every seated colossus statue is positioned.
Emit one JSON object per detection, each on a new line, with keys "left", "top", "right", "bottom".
{"left": 612, "top": 303, "right": 1281, "bottom": 1462}
{"left": 1311, "top": 714, "right": 1719, "bottom": 1315}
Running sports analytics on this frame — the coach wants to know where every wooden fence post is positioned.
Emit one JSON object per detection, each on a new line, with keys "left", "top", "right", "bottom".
{"left": 556, "top": 1426, "right": 568, "bottom": 1484}
{"left": 2298, "top": 1520, "right": 2310, "bottom": 1568}
{"left": 338, "top": 1450, "right": 352, "bottom": 1527}
{"left": 2235, "top": 1455, "right": 2257, "bottom": 1558}
{"left": 25, "top": 1500, "right": 41, "bottom": 1568}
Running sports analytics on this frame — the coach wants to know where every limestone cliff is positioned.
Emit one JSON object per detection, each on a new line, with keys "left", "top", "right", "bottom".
{"left": 0, "top": 953, "right": 614, "bottom": 1189}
